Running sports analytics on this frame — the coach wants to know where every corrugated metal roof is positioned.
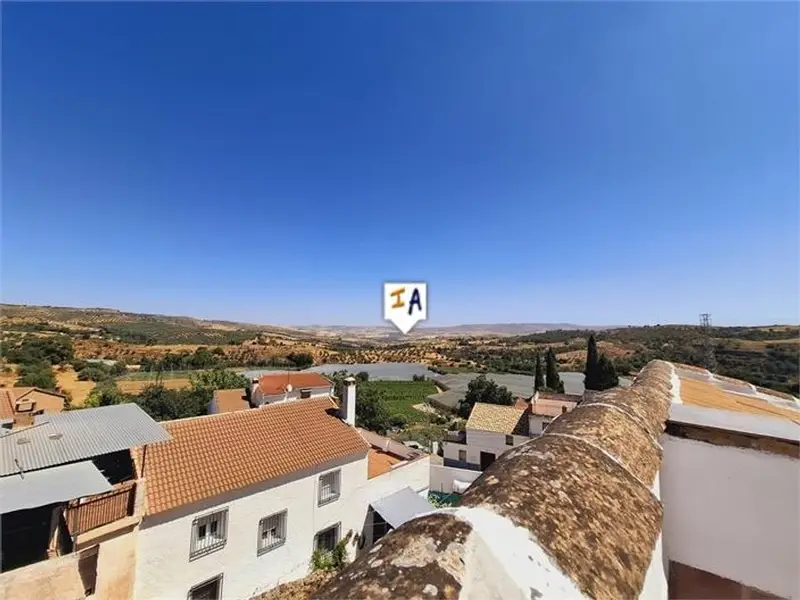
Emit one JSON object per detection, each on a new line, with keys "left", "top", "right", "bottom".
{"left": 370, "top": 486, "right": 433, "bottom": 528}
{"left": 0, "top": 403, "right": 170, "bottom": 476}
{"left": 0, "top": 460, "right": 112, "bottom": 513}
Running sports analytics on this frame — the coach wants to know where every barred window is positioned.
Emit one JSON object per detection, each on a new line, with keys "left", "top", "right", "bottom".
{"left": 188, "top": 575, "right": 222, "bottom": 600}
{"left": 190, "top": 509, "right": 228, "bottom": 559}
{"left": 318, "top": 470, "right": 340, "bottom": 506}
{"left": 315, "top": 522, "right": 340, "bottom": 554}
{"left": 257, "top": 510, "right": 287, "bottom": 555}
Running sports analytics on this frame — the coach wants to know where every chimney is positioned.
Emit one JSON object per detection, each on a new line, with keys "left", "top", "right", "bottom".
{"left": 12, "top": 411, "right": 35, "bottom": 430}
{"left": 340, "top": 377, "right": 356, "bottom": 426}
{"left": 250, "top": 377, "right": 260, "bottom": 401}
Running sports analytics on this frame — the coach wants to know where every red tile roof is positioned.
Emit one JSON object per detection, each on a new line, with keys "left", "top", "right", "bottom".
{"left": 257, "top": 372, "right": 333, "bottom": 395}
{"left": 136, "top": 397, "right": 369, "bottom": 516}
{"left": 212, "top": 389, "right": 250, "bottom": 413}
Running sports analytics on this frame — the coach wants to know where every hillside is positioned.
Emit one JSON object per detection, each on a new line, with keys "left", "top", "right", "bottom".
{"left": 1, "top": 304, "right": 797, "bottom": 395}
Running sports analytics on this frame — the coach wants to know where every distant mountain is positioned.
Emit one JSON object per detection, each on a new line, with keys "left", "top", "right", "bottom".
{"left": 292, "top": 322, "right": 613, "bottom": 339}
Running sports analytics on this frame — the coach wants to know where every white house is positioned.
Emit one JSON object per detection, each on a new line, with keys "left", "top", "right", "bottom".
{"left": 249, "top": 372, "right": 334, "bottom": 406}
{"left": 442, "top": 393, "right": 579, "bottom": 474}
{"left": 133, "top": 380, "right": 431, "bottom": 600}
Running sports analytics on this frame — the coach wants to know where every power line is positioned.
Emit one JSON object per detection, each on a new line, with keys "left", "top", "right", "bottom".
{"left": 699, "top": 313, "right": 716, "bottom": 372}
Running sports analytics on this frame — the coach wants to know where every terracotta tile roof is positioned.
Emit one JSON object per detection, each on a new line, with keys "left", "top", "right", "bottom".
{"left": 466, "top": 402, "right": 528, "bottom": 435}
{"left": 135, "top": 397, "right": 369, "bottom": 516}
{"left": 256, "top": 372, "right": 332, "bottom": 395}
{"left": 0, "top": 387, "right": 65, "bottom": 421}
{"left": 462, "top": 434, "right": 663, "bottom": 600}
{"left": 530, "top": 396, "right": 579, "bottom": 418}
{"left": 212, "top": 388, "right": 250, "bottom": 413}
{"left": 547, "top": 403, "right": 662, "bottom": 485}
{"left": 0, "top": 389, "right": 14, "bottom": 420}
{"left": 581, "top": 360, "right": 673, "bottom": 442}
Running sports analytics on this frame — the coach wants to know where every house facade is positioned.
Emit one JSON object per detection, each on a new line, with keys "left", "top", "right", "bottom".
{"left": 133, "top": 383, "right": 430, "bottom": 600}
{"left": 0, "top": 387, "right": 66, "bottom": 424}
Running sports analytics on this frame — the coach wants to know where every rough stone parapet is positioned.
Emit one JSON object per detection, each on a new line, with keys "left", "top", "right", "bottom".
{"left": 316, "top": 360, "right": 675, "bottom": 600}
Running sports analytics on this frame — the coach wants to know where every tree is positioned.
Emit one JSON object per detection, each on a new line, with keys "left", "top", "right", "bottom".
{"left": 355, "top": 385, "right": 393, "bottom": 434}
{"left": 596, "top": 354, "right": 619, "bottom": 390}
{"left": 286, "top": 352, "right": 314, "bottom": 368}
{"left": 356, "top": 371, "right": 370, "bottom": 383}
{"left": 135, "top": 385, "right": 208, "bottom": 421}
{"left": 457, "top": 375, "right": 514, "bottom": 419}
{"left": 534, "top": 352, "right": 544, "bottom": 392}
{"left": 584, "top": 334, "right": 601, "bottom": 391}
{"left": 3, "top": 335, "right": 74, "bottom": 366}
{"left": 16, "top": 362, "right": 58, "bottom": 390}
{"left": 77, "top": 365, "right": 113, "bottom": 382}
{"left": 189, "top": 369, "right": 249, "bottom": 393}
{"left": 544, "top": 348, "right": 564, "bottom": 393}
{"left": 84, "top": 382, "right": 131, "bottom": 408}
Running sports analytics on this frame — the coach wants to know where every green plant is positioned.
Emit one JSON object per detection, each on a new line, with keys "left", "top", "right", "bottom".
{"left": 310, "top": 539, "right": 348, "bottom": 572}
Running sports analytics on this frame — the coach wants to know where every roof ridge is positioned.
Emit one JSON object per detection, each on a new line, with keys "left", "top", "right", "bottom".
{"left": 545, "top": 431, "right": 657, "bottom": 496}
{"left": 162, "top": 395, "right": 335, "bottom": 427}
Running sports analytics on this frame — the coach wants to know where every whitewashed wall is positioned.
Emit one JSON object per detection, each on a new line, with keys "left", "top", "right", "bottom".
{"left": 134, "top": 453, "right": 430, "bottom": 600}
{"left": 660, "top": 435, "right": 800, "bottom": 599}
{"left": 253, "top": 386, "right": 333, "bottom": 406}
{"left": 639, "top": 475, "right": 668, "bottom": 600}
{"left": 463, "top": 430, "right": 528, "bottom": 466}
{"left": 528, "top": 415, "right": 554, "bottom": 435}
{"left": 430, "top": 464, "right": 481, "bottom": 494}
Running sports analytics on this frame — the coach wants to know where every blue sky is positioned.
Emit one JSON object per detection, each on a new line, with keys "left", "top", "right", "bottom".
{"left": 2, "top": 3, "right": 798, "bottom": 326}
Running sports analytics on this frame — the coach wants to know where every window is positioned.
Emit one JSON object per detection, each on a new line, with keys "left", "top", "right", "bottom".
{"left": 541, "top": 418, "right": 552, "bottom": 433}
{"left": 561, "top": 406, "right": 568, "bottom": 414}
{"left": 188, "top": 575, "right": 222, "bottom": 600}
{"left": 300, "top": 389, "right": 312, "bottom": 399}
{"left": 190, "top": 509, "right": 228, "bottom": 559}
{"left": 258, "top": 510, "right": 287, "bottom": 555}
{"left": 458, "top": 449, "right": 467, "bottom": 462}
{"left": 318, "top": 470, "right": 340, "bottom": 506}
{"left": 315, "top": 523, "right": 340, "bottom": 554}
{"left": 505, "top": 435, "right": 513, "bottom": 446}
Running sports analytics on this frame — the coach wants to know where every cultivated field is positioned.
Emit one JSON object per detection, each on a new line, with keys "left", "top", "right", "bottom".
{"left": 361, "top": 380, "right": 439, "bottom": 424}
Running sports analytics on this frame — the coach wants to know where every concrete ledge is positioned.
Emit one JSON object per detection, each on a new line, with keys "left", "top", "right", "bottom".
{"left": 74, "top": 515, "right": 140, "bottom": 551}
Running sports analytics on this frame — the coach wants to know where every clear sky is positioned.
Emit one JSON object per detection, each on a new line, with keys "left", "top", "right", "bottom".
{"left": 2, "top": 3, "right": 798, "bottom": 327}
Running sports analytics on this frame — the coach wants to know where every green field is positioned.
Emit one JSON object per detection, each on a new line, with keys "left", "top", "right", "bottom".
{"left": 361, "top": 380, "right": 439, "bottom": 423}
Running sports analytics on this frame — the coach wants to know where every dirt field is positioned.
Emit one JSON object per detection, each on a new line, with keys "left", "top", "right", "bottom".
{"left": 55, "top": 367, "right": 96, "bottom": 406}
{"left": 117, "top": 378, "right": 192, "bottom": 394}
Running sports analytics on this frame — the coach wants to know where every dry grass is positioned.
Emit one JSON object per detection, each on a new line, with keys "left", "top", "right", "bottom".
{"left": 55, "top": 367, "right": 96, "bottom": 406}
{"left": 117, "top": 378, "right": 191, "bottom": 394}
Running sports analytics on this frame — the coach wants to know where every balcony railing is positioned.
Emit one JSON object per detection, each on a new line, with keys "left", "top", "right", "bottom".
{"left": 66, "top": 482, "right": 136, "bottom": 536}
{"left": 445, "top": 430, "right": 466, "bottom": 444}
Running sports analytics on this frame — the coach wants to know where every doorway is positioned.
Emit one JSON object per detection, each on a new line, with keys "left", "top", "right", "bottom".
{"left": 480, "top": 451, "right": 496, "bottom": 470}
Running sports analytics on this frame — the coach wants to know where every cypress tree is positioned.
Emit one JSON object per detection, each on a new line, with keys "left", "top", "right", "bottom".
{"left": 534, "top": 352, "right": 544, "bottom": 392}
{"left": 584, "top": 333, "right": 600, "bottom": 391}
{"left": 544, "top": 347, "right": 563, "bottom": 392}
{"left": 597, "top": 354, "right": 620, "bottom": 391}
